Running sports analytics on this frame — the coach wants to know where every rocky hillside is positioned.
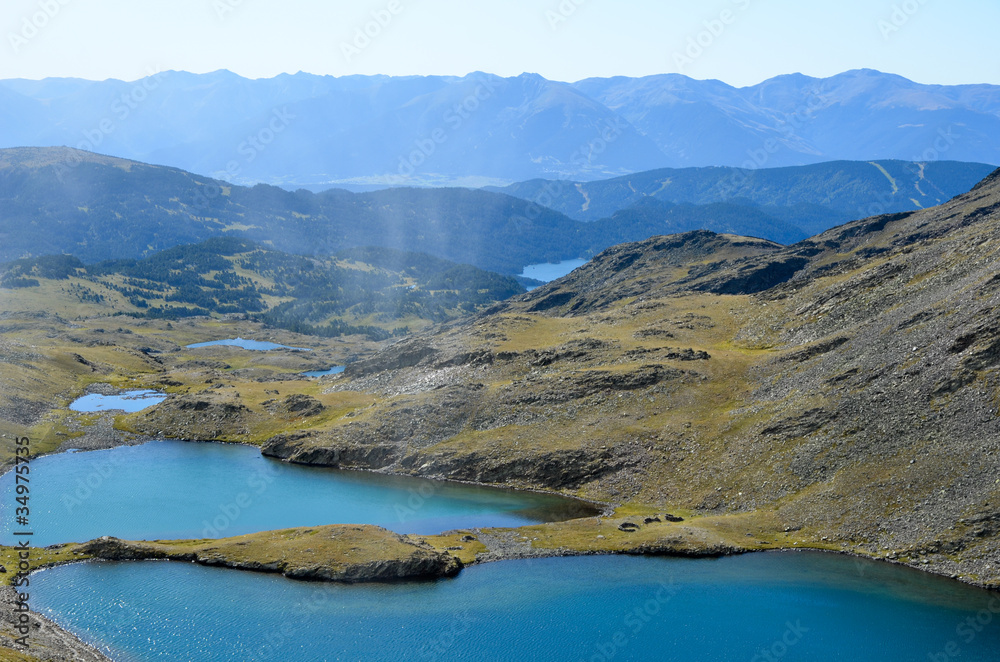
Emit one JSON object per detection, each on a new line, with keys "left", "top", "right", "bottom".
{"left": 255, "top": 169, "right": 1000, "bottom": 586}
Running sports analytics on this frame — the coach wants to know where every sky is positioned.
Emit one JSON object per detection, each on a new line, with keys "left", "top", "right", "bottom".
{"left": 0, "top": 0, "right": 998, "bottom": 87}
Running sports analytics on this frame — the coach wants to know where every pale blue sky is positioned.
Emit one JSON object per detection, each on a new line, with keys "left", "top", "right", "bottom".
{"left": 1, "top": 0, "right": 997, "bottom": 86}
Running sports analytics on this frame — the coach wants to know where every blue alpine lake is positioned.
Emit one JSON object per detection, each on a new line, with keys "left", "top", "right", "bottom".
{"left": 68, "top": 390, "right": 167, "bottom": 413}
{"left": 185, "top": 337, "right": 311, "bottom": 351}
{"left": 302, "top": 366, "right": 346, "bottom": 377}
{"left": 32, "top": 552, "right": 1000, "bottom": 661}
{"left": 520, "top": 258, "right": 588, "bottom": 283}
{"left": 0, "top": 440, "right": 596, "bottom": 546}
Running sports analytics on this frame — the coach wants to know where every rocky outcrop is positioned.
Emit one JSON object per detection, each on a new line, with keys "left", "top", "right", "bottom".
{"left": 498, "top": 365, "right": 687, "bottom": 407}
{"left": 398, "top": 446, "right": 637, "bottom": 492}
{"left": 263, "top": 393, "right": 325, "bottom": 417}
{"left": 262, "top": 431, "right": 400, "bottom": 469}
{"left": 344, "top": 342, "right": 441, "bottom": 378}
{"left": 697, "top": 256, "right": 811, "bottom": 295}
{"left": 132, "top": 391, "right": 258, "bottom": 440}
{"left": 75, "top": 526, "right": 462, "bottom": 583}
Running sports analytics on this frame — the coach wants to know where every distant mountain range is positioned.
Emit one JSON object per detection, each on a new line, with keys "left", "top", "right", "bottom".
{"left": 1, "top": 69, "right": 998, "bottom": 188}
{"left": 0, "top": 148, "right": 993, "bottom": 273}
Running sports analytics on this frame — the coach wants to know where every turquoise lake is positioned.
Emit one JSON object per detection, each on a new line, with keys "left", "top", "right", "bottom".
{"left": 32, "top": 552, "right": 1000, "bottom": 661}
{"left": 68, "top": 390, "right": 167, "bottom": 413}
{"left": 520, "top": 258, "right": 588, "bottom": 283}
{"left": 185, "top": 337, "right": 311, "bottom": 351}
{"left": 302, "top": 366, "right": 345, "bottom": 378}
{"left": 0, "top": 441, "right": 596, "bottom": 546}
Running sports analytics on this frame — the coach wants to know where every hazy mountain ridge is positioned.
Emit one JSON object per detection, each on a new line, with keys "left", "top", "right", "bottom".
{"left": 489, "top": 160, "right": 996, "bottom": 225}
{"left": 1, "top": 69, "right": 999, "bottom": 188}
{"left": 575, "top": 69, "right": 1000, "bottom": 169}
{"left": 0, "top": 147, "right": 585, "bottom": 273}
{"left": 3, "top": 148, "right": 993, "bottom": 274}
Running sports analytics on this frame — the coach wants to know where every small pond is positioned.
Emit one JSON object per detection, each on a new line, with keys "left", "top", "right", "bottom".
{"left": 302, "top": 366, "right": 346, "bottom": 378}
{"left": 185, "top": 337, "right": 311, "bottom": 351}
{"left": 519, "top": 258, "right": 588, "bottom": 283}
{"left": 68, "top": 390, "right": 167, "bottom": 413}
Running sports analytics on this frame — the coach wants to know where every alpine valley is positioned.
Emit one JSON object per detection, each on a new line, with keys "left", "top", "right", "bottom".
{"left": 1, "top": 91, "right": 1000, "bottom": 660}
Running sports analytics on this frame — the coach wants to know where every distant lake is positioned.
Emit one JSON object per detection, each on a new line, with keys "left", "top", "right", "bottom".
{"left": 32, "top": 552, "right": 1000, "bottom": 661}
{"left": 520, "top": 258, "right": 588, "bottom": 283}
{"left": 0, "top": 440, "right": 597, "bottom": 546}
{"left": 68, "top": 390, "right": 167, "bottom": 413}
{"left": 185, "top": 337, "right": 311, "bottom": 351}
{"left": 302, "top": 366, "right": 345, "bottom": 378}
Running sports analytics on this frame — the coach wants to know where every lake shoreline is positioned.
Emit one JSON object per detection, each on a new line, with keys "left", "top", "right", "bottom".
{"left": 0, "top": 584, "right": 113, "bottom": 662}
{"left": 13, "top": 544, "right": 1000, "bottom": 661}
{"left": 4, "top": 430, "right": 998, "bottom": 592}
{"left": 3, "top": 395, "right": 998, "bottom": 661}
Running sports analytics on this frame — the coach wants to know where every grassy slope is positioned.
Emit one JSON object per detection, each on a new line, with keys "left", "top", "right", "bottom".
{"left": 242, "top": 177, "right": 1000, "bottom": 589}
{"left": 3, "top": 176, "right": 1000, "bottom": 607}
{"left": 0, "top": 314, "right": 371, "bottom": 469}
{"left": 1, "top": 239, "right": 525, "bottom": 337}
{"left": 0, "top": 649, "right": 44, "bottom": 662}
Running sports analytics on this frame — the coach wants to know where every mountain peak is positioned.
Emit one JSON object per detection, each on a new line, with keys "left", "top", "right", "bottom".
{"left": 970, "top": 166, "right": 1000, "bottom": 192}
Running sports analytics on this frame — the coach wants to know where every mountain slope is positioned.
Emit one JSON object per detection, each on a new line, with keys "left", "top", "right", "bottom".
{"left": 0, "top": 147, "right": 587, "bottom": 273}
{"left": 0, "top": 237, "right": 526, "bottom": 339}
{"left": 5, "top": 148, "right": 995, "bottom": 276}
{"left": 240, "top": 169, "right": 1000, "bottom": 587}
{"left": 2, "top": 70, "right": 1000, "bottom": 187}
{"left": 490, "top": 160, "right": 996, "bottom": 224}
